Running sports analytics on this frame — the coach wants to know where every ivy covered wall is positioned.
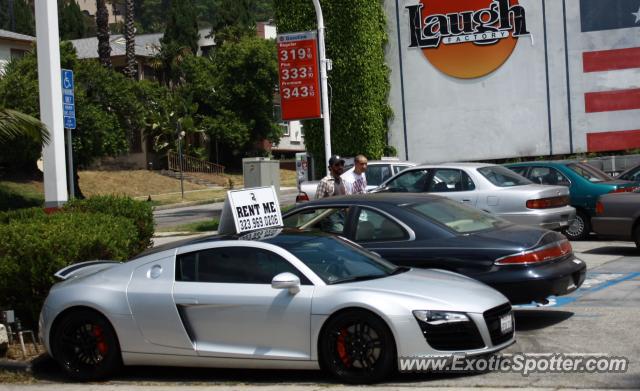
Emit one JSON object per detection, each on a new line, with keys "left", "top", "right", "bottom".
{"left": 274, "top": 0, "right": 392, "bottom": 174}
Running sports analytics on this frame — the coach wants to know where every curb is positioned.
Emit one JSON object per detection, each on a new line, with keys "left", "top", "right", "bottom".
{"left": 0, "top": 353, "right": 48, "bottom": 373}
{"left": 152, "top": 188, "right": 299, "bottom": 211}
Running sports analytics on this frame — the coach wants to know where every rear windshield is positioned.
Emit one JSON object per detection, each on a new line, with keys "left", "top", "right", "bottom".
{"left": 567, "top": 163, "right": 611, "bottom": 182}
{"left": 405, "top": 198, "right": 509, "bottom": 233}
{"left": 477, "top": 166, "right": 532, "bottom": 187}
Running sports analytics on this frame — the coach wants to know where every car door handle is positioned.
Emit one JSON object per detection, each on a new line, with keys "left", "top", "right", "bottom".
{"left": 175, "top": 297, "right": 199, "bottom": 305}
{"left": 461, "top": 199, "right": 471, "bottom": 202}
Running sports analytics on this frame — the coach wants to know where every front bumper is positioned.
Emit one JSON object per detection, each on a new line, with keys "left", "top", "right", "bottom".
{"left": 498, "top": 206, "right": 576, "bottom": 230}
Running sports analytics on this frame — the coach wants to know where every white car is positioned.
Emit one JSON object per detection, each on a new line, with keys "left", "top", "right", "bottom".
{"left": 375, "top": 162, "right": 576, "bottom": 230}
{"left": 298, "top": 160, "right": 416, "bottom": 200}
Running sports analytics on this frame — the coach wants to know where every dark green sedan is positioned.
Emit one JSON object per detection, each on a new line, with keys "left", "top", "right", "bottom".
{"left": 505, "top": 161, "right": 639, "bottom": 240}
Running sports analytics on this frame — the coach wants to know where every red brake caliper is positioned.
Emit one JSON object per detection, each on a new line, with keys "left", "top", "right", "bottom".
{"left": 336, "top": 328, "right": 351, "bottom": 367}
{"left": 93, "top": 325, "right": 108, "bottom": 354}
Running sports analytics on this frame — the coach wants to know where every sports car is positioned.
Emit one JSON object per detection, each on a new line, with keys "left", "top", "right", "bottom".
{"left": 39, "top": 229, "right": 514, "bottom": 383}
{"left": 283, "top": 194, "right": 587, "bottom": 304}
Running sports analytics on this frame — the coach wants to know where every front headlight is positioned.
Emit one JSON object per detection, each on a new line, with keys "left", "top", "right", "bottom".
{"left": 413, "top": 310, "right": 469, "bottom": 325}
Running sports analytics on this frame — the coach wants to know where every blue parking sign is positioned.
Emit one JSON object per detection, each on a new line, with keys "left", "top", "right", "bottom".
{"left": 61, "top": 69, "right": 76, "bottom": 129}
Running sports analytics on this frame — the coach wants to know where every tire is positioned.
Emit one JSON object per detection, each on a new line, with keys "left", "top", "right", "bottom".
{"left": 318, "top": 310, "right": 396, "bottom": 384}
{"left": 634, "top": 225, "right": 640, "bottom": 249}
{"left": 563, "top": 210, "right": 591, "bottom": 240}
{"left": 51, "top": 309, "right": 121, "bottom": 381}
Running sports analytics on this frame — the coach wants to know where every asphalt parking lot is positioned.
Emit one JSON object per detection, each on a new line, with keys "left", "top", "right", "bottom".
{"left": 2, "top": 239, "right": 639, "bottom": 390}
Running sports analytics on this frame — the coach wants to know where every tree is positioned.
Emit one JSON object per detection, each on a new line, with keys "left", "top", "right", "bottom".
{"left": 96, "top": 0, "right": 112, "bottom": 68}
{"left": 161, "top": 0, "right": 199, "bottom": 54}
{"left": 274, "top": 0, "right": 392, "bottom": 175}
{"left": 0, "top": 0, "right": 35, "bottom": 35}
{"left": 124, "top": 0, "right": 137, "bottom": 79}
{"left": 58, "top": 0, "right": 86, "bottom": 40}
{"left": 0, "top": 108, "right": 49, "bottom": 145}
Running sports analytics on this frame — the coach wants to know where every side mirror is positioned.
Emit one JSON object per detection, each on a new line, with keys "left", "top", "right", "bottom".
{"left": 271, "top": 272, "right": 301, "bottom": 294}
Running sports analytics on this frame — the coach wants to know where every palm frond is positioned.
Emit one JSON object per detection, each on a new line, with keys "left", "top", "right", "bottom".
{"left": 0, "top": 108, "right": 50, "bottom": 145}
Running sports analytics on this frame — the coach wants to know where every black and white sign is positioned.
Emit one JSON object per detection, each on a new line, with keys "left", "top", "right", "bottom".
{"left": 221, "top": 186, "right": 282, "bottom": 234}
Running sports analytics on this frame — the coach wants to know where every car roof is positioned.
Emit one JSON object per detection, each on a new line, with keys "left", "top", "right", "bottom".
{"left": 292, "top": 192, "right": 444, "bottom": 206}
{"left": 506, "top": 160, "right": 585, "bottom": 166}
{"left": 414, "top": 162, "right": 497, "bottom": 169}
{"left": 134, "top": 228, "right": 334, "bottom": 259}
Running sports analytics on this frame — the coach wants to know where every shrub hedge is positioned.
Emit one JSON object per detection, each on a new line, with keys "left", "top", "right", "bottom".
{"left": 0, "top": 212, "right": 137, "bottom": 325}
{"left": 64, "top": 195, "right": 154, "bottom": 253}
{"left": 0, "top": 206, "right": 46, "bottom": 223}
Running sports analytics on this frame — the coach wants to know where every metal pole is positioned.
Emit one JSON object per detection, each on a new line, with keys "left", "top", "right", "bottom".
{"left": 66, "top": 128, "right": 75, "bottom": 199}
{"left": 311, "top": 0, "right": 332, "bottom": 175}
{"left": 178, "top": 134, "right": 184, "bottom": 199}
{"left": 35, "top": 1, "right": 68, "bottom": 208}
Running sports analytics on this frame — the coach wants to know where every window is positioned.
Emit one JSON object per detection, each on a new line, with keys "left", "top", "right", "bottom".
{"left": 10, "top": 49, "right": 26, "bottom": 60}
{"left": 176, "top": 247, "right": 310, "bottom": 284}
{"left": 529, "top": 167, "right": 570, "bottom": 186}
{"left": 407, "top": 198, "right": 507, "bottom": 233}
{"left": 385, "top": 169, "right": 430, "bottom": 192}
{"left": 508, "top": 166, "right": 528, "bottom": 177}
{"left": 365, "top": 164, "right": 392, "bottom": 187}
{"left": 477, "top": 166, "right": 532, "bottom": 187}
{"left": 355, "top": 209, "right": 407, "bottom": 241}
{"left": 429, "top": 169, "right": 475, "bottom": 192}
{"left": 393, "top": 165, "right": 411, "bottom": 174}
{"left": 567, "top": 163, "right": 611, "bottom": 183}
{"left": 283, "top": 207, "right": 348, "bottom": 235}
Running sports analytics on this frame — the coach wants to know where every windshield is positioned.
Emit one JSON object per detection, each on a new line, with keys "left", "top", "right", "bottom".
{"left": 478, "top": 166, "right": 532, "bottom": 187}
{"left": 406, "top": 198, "right": 509, "bottom": 233}
{"left": 567, "top": 163, "right": 612, "bottom": 182}
{"left": 267, "top": 234, "right": 399, "bottom": 284}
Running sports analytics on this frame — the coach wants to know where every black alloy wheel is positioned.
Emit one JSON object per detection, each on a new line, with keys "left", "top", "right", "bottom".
{"left": 319, "top": 310, "right": 396, "bottom": 384}
{"left": 51, "top": 309, "right": 121, "bottom": 381}
{"left": 563, "top": 210, "right": 591, "bottom": 240}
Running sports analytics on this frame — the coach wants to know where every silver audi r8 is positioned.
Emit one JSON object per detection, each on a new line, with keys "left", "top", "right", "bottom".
{"left": 39, "top": 229, "right": 514, "bottom": 383}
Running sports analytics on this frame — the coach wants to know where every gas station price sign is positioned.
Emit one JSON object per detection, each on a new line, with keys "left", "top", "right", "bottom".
{"left": 277, "top": 31, "right": 322, "bottom": 121}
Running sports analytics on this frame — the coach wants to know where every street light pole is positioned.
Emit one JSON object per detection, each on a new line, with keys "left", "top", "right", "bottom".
{"left": 35, "top": 1, "right": 68, "bottom": 208}
{"left": 311, "top": 0, "right": 332, "bottom": 175}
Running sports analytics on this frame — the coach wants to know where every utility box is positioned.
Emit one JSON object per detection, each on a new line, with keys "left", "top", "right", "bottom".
{"left": 242, "top": 157, "right": 281, "bottom": 199}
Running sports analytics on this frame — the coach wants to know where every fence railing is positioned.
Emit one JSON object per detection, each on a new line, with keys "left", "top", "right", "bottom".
{"left": 168, "top": 150, "right": 225, "bottom": 176}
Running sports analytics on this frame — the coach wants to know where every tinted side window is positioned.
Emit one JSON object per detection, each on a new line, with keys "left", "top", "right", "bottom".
{"left": 429, "top": 169, "right": 475, "bottom": 192}
{"left": 529, "top": 167, "right": 570, "bottom": 186}
{"left": 386, "top": 169, "right": 429, "bottom": 192}
{"left": 283, "top": 207, "right": 348, "bottom": 235}
{"left": 365, "top": 164, "right": 392, "bottom": 187}
{"left": 176, "top": 247, "right": 311, "bottom": 285}
{"left": 508, "top": 166, "right": 528, "bottom": 177}
{"left": 355, "top": 209, "right": 407, "bottom": 242}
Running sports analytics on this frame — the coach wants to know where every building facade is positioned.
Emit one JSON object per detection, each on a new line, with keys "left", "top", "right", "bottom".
{"left": 0, "top": 29, "right": 34, "bottom": 74}
{"left": 385, "top": 0, "right": 640, "bottom": 163}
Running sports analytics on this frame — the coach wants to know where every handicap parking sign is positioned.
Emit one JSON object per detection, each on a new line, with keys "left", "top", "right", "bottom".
{"left": 61, "top": 69, "right": 76, "bottom": 129}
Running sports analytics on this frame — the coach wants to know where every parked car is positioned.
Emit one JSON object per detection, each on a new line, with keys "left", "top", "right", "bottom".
{"left": 505, "top": 161, "right": 639, "bottom": 240}
{"left": 40, "top": 228, "right": 514, "bottom": 383}
{"left": 617, "top": 163, "right": 640, "bottom": 182}
{"left": 373, "top": 163, "right": 575, "bottom": 230}
{"left": 592, "top": 188, "right": 640, "bottom": 247}
{"left": 298, "top": 159, "right": 416, "bottom": 200}
{"left": 283, "top": 193, "right": 586, "bottom": 304}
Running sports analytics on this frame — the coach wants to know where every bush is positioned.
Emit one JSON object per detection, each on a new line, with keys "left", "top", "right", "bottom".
{"left": 0, "top": 212, "right": 137, "bottom": 326}
{"left": 0, "top": 206, "right": 46, "bottom": 223}
{"left": 0, "top": 183, "right": 43, "bottom": 211}
{"left": 64, "top": 195, "right": 154, "bottom": 253}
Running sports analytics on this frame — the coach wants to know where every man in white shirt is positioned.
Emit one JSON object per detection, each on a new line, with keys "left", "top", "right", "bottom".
{"left": 342, "top": 154, "right": 368, "bottom": 195}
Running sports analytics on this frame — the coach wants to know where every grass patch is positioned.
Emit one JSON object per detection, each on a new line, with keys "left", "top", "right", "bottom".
{"left": 157, "top": 219, "right": 220, "bottom": 233}
{"left": 0, "top": 181, "right": 44, "bottom": 211}
{"left": 78, "top": 170, "right": 208, "bottom": 198}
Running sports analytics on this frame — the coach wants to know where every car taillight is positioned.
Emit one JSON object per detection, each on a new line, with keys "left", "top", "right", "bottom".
{"left": 295, "top": 192, "right": 310, "bottom": 202}
{"left": 609, "top": 186, "right": 637, "bottom": 193}
{"left": 526, "top": 195, "right": 570, "bottom": 209}
{"left": 495, "top": 240, "right": 573, "bottom": 265}
{"left": 595, "top": 201, "right": 604, "bottom": 215}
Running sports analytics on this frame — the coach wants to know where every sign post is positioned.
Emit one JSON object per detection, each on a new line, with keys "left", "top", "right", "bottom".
{"left": 218, "top": 186, "right": 283, "bottom": 235}
{"left": 62, "top": 69, "right": 76, "bottom": 199}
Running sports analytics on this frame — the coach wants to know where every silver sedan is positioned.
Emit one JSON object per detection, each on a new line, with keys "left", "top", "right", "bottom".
{"left": 39, "top": 229, "right": 514, "bottom": 383}
{"left": 375, "top": 163, "right": 575, "bottom": 229}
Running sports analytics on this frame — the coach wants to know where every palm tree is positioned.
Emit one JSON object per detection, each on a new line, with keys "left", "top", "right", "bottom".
{"left": 0, "top": 108, "right": 49, "bottom": 145}
{"left": 124, "top": 0, "right": 137, "bottom": 79}
{"left": 96, "top": 0, "right": 112, "bottom": 69}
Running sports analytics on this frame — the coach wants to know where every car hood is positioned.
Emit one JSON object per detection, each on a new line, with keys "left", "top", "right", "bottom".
{"left": 344, "top": 268, "right": 508, "bottom": 313}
